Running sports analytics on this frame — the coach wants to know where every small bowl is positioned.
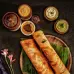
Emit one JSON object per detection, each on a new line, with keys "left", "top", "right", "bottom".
{"left": 54, "top": 19, "right": 69, "bottom": 34}
{"left": 21, "top": 21, "right": 35, "bottom": 36}
{"left": 31, "top": 15, "right": 40, "bottom": 24}
{"left": 2, "top": 12, "right": 21, "bottom": 31}
{"left": 44, "top": 6, "right": 59, "bottom": 21}
{"left": 18, "top": 4, "right": 32, "bottom": 20}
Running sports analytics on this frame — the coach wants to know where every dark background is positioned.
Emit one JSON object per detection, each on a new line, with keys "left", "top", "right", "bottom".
{"left": 0, "top": 0, "right": 74, "bottom": 74}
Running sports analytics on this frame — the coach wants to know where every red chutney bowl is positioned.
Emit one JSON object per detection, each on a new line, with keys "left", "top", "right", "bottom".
{"left": 2, "top": 12, "right": 21, "bottom": 31}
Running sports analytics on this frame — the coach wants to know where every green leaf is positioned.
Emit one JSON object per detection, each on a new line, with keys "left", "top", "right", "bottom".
{"left": 42, "top": 39, "right": 47, "bottom": 43}
{"left": 51, "top": 43, "right": 69, "bottom": 65}
{"left": 22, "top": 50, "right": 37, "bottom": 74}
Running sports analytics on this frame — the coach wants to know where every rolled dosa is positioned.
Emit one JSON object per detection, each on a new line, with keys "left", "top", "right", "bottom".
{"left": 33, "top": 30, "right": 70, "bottom": 74}
{"left": 20, "top": 39, "right": 54, "bottom": 74}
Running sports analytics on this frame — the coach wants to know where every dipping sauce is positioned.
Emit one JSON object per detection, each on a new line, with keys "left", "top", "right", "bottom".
{"left": 44, "top": 6, "right": 59, "bottom": 21}
{"left": 54, "top": 19, "right": 69, "bottom": 34}
{"left": 2, "top": 12, "right": 21, "bottom": 31}
{"left": 18, "top": 4, "right": 32, "bottom": 20}
{"left": 21, "top": 21, "right": 35, "bottom": 36}
{"left": 31, "top": 15, "right": 40, "bottom": 24}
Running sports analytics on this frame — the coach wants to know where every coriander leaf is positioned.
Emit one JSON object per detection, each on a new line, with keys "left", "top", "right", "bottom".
{"left": 51, "top": 43, "right": 69, "bottom": 65}
{"left": 22, "top": 50, "right": 37, "bottom": 74}
{"left": 42, "top": 39, "right": 47, "bottom": 43}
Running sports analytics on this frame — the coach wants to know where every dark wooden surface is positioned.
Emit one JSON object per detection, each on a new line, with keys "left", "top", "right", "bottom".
{"left": 0, "top": 0, "right": 74, "bottom": 74}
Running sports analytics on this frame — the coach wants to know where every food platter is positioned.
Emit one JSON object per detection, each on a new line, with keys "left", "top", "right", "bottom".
{"left": 20, "top": 35, "right": 72, "bottom": 74}
{"left": 0, "top": 1, "right": 73, "bottom": 74}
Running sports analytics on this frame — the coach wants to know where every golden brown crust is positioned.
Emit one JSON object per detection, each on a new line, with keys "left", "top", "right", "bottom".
{"left": 33, "top": 30, "right": 70, "bottom": 74}
{"left": 20, "top": 39, "right": 53, "bottom": 74}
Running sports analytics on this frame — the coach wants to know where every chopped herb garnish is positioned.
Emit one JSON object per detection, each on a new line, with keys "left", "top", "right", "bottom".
{"left": 42, "top": 39, "right": 47, "bottom": 43}
{"left": 60, "top": 23, "right": 64, "bottom": 28}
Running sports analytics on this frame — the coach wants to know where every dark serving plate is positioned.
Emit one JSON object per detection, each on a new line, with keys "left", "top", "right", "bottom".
{"left": 0, "top": 0, "right": 74, "bottom": 74}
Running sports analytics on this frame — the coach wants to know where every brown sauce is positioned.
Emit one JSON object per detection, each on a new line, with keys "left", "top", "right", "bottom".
{"left": 23, "top": 24, "right": 32, "bottom": 32}
{"left": 5, "top": 14, "right": 17, "bottom": 27}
